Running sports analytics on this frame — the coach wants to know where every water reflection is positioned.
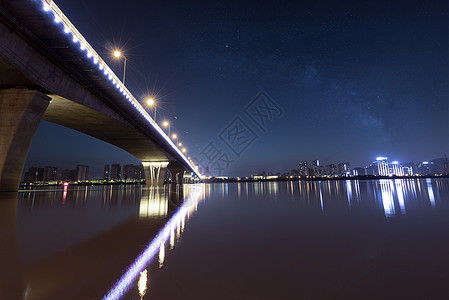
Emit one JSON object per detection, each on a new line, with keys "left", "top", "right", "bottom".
{"left": 3, "top": 179, "right": 449, "bottom": 299}
{"left": 102, "top": 185, "right": 204, "bottom": 300}
{"left": 138, "top": 269, "right": 147, "bottom": 299}
{"left": 427, "top": 178, "right": 435, "bottom": 206}
{"left": 139, "top": 188, "right": 168, "bottom": 218}
{"left": 221, "top": 179, "right": 446, "bottom": 218}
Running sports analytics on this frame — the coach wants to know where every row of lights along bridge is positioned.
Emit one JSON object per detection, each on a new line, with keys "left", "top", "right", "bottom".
{"left": 112, "top": 49, "right": 187, "bottom": 155}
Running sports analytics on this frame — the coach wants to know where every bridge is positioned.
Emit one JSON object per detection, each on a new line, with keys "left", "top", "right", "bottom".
{"left": 0, "top": 0, "right": 202, "bottom": 191}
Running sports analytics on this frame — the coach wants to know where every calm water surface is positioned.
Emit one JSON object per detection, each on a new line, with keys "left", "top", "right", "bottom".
{"left": 1, "top": 179, "right": 449, "bottom": 299}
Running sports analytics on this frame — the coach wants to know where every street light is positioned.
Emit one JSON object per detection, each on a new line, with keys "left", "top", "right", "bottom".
{"left": 162, "top": 120, "right": 170, "bottom": 136}
{"left": 178, "top": 142, "right": 182, "bottom": 147}
{"left": 182, "top": 148, "right": 187, "bottom": 153}
{"left": 113, "top": 49, "right": 127, "bottom": 85}
{"left": 171, "top": 133, "right": 178, "bottom": 144}
{"left": 146, "top": 97, "right": 156, "bottom": 121}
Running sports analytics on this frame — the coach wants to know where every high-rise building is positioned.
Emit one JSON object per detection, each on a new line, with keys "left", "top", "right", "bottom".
{"left": 416, "top": 161, "right": 430, "bottom": 175}
{"left": 389, "top": 161, "right": 403, "bottom": 176}
{"left": 371, "top": 157, "right": 389, "bottom": 176}
{"left": 25, "top": 167, "right": 44, "bottom": 182}
{"left": 325, "top": 164, "right": 338, "bottom": 176}
{"left": 298, "top": 161, "right": 309, "bottom": 176}
{"left": 111, "top": 164, "right": 121, "bottom": 180}
{"left": 43, "top": 166, "right": 57, "bottom": 181}
{"left": 103, "top": 164, "right": 110, "bottom": 181}
{"left": 319, "top": 165, "right": 326, "bottom": 177}
{"left": 76, "top": 165, "right": 89, "bottom": 181}
{"left": 430, "top": 157, "right": 449, "bottom": 174}
{"left": 365, "top": 165, "right": 376, "bottom": 175}
{"left": 137, "top": 164, "right": 145, "bottom": 180}
{"left": 338, "top": 162, "right": 351, "bottom": 176}
{"left": 352, "top": 167, "right": 366, "bottom": 176}
{"left": 312, "top": 160, "right": 320, "bottom": 177}
{"left": 402, "top": 162, "right": 415, "bottom": 175}
{"left": 123, "top": 164, "right": 138, "bottom": 180}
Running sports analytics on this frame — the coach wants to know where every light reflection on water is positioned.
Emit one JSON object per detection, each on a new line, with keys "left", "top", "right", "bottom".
{"left": 102, "top": 185, "right": 204, "bottom": 300}
{"left": 1, "top": 179, "right": 449, "bottom": 299}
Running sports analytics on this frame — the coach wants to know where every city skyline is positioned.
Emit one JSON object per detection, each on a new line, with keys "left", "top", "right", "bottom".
{"left": 22, "top": 154, "right": 449, "bottom": 181}
{"left": 23, "top": 0, "right": 448, "bottom": 178}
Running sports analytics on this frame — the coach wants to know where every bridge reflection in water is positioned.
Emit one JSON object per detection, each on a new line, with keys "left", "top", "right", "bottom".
{"left": 103, "top": 185, "right": 204, "bottom": 300}
{"left": 2, "top": 179, "right": 448, "bottom": 299}
{"left": 0, "top": 184, "right": 205, "bottom": 300}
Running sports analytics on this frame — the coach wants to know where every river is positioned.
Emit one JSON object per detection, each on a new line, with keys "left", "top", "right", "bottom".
{"left": 1, "top": 178, "right": 449, "bottom": 299}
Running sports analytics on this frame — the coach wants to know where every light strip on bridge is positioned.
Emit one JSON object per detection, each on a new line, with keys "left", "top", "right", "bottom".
{"left": 39, "top": 0, "right": 203, "bottom": 179}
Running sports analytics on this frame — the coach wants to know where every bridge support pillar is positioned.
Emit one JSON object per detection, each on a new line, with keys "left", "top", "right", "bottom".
{"left": 168, "top": 162, "right": 186, "bottom": 185}
{"left": 0, "top": 89, "right": 50, "bottom": 192}
{"left": 142, "top": 162, "right": 169, "bottom": 187}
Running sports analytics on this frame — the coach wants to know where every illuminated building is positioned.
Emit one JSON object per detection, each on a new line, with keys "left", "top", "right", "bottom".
{"left": 416, "top": 162, "right": 430, "bottom": 175}
{"left": 325, "top": 164, "right": 338, "bottom": 176}
{"left": 366, "top": 157, "right": 389, "bottom": 176}
{"left": 76, "top": 165, "right": 89, "bottom": 181}
{"left": 402, "top": 162, "right": 415, "bottom": 175}
{"left": 338, "top": 162, "right": 351, "bottom": 176}
{"left": 430, "top": 157, "right": 449, "bottom": 174}
{"left": 103, "top": 164, "right": 109, "bottom": 180}
{"left": 319, "top": 165, "right": 326, "bottom": 176}
{"left": 43, "top": 166, "right": 57, "bottom": 181}
{"left": 24, "top": 167, "right": 44, "bottom": 183}
{"left": 298, "top": 161, "right": 309, "bottom": 176}
{"left": 389, "top": 161, "right": 403, "bottom": 176}
{"left": 312, "top": 160, "right": 320, "bottom": 177}
{"left": 375, "top": 157, "right": 389, "bottom": 176}
{"left": 352, "top": 167, "right": 366, "bottom": 176}
{"left": 111, "top": 164, "right": 121, "bottom": 180}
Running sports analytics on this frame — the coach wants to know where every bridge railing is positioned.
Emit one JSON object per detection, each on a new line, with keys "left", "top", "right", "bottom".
{"left": 39, "top": 0, "right": 202, "bottom": 178}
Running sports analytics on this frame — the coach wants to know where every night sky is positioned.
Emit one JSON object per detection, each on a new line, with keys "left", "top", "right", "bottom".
{"left": 24, "top": 0, "right": 448, "bottom": 177}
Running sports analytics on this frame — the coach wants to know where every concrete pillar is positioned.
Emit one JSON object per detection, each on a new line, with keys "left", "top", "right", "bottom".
{"left": 142, "top": 162, "right": 169, "bottom": 187}
{"left": 0, "top": 89, "right": 50, "bottom": 192}
{"left": 168, "top": 162, "right": 186, "bottom": 185}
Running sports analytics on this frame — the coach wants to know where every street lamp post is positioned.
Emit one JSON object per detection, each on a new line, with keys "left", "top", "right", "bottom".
{"left": 171, "top": 133, "right": 178, "bottom": 145}
{"left": 162, "top": 121, "right": 170, "bottom": 137}
{"left": 113, "top": 49, "right": 127, "bottom": 85}
{"left": 146, "top": 97, "right": 156, "bottom": 122}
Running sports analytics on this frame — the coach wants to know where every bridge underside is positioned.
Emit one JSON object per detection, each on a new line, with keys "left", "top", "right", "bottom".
{"left": 0, "top": 89, "right": 185, "bottom": 191}
{"left": 43, "top": 95, "right": 169, "bottom": 162}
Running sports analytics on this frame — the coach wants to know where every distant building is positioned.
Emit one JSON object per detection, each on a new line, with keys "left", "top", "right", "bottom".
{"left": 76, "top": 165, "right": 89, "bottom": 181}
{"left": 430, "top": 157, "right": 449, "bottom": 174}
{"left": 338, "top": 162, "right": 351, "bottom": 176}
{"left": 298, "top": 161, "right": 309, "bottom": 176}
{"left": 103, "top": 165, "right": 109, "bottom": 181}
{"left": 325, "top": 164, "right": 338, "bottom": 176}
{"left": 312, "top": 160, "right": 320, "bottom": 177}
{"left": 319, "top": 165, "right": 326, "bottom": 177}
{"left": 24, "top": 167, "right": 44, "bottom": 183}
{"left": 371, "top": 157, "right": 389, "bottom": 176}
{"left": 137, "top": 164, "right": 145, "bottom": 179}
{"left": 111, "top": 164, "right": 121, "bottom": 180}
{"left": 365, "top": 165, "right": 376, "bottom": 175}
{"left": 43, "top": 166, "right": 57, "bottom": 181}
{"left": 61, "top": 169, "right": 76, "bottom": 181}
{"left": 123, "top": 164, "right": 139, "bottom": 180}
{"left": 352, "top": 167, "right": 366, "bottom": 176}
{"left": 389, "top": 161, "right": 403, "bottom": 176}
{"left": 402, "top": 162, "right": 415, "bottom": 175}
{"left": 416, "top": 162, "right": 430, "bottom": 175}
